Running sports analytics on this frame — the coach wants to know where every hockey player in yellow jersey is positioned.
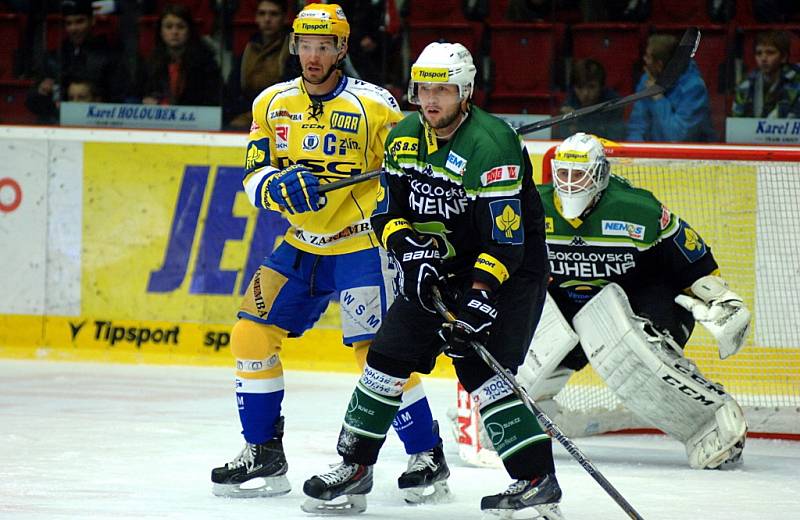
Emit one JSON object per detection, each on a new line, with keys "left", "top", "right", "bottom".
{"left": 211, "top": 3, "right": 450, "bottom": 503}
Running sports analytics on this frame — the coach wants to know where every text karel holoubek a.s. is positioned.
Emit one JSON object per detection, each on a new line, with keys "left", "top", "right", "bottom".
{"left": 85, "top": 105, "right": 196, "bottom": 122}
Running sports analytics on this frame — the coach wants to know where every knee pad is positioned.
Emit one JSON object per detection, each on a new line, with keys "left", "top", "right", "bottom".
{"left": 355, "top": 340, "right": 423, "bottom": 395}
{"left": 230, "top": 319, "right": 287, "bottom": 379}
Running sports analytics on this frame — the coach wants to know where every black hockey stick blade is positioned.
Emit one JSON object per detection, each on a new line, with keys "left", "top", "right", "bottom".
{"left": 317, "top": 168, "right": 382, "bottom": 195}
{"left": 431, "top": 287, "right": 646, "bottom": 520}
{"left": 515, "top": 26, "right": 701, "bottom": 137}
{"left": 657, "top": 26, "right": 701, "bottom": 90}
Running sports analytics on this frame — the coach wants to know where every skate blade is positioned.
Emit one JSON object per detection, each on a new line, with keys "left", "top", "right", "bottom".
{"left": 212, "top": 475, "right": 291, "bottom": 498}
{"left": 402, "top": 480, "right": 453, "bottom": 504}
{"left": 301, "top": 494, "right": 367, "bottom": 515}
{"left": 482, "top": 503, "right": 564, "bottom": 520}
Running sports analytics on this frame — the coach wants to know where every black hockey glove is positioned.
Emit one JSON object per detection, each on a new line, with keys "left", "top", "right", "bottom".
{"left": 441, "top": 288, "right": 497, "bottom": 359}
{"left": 390, "top": 233, "right": 442, "bottom": 314}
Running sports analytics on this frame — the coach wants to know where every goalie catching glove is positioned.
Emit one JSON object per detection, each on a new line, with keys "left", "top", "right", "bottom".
{"left": 266, "top": 164, "right": 324, "bottom": 214}
{"left": 440, "top": 288, "right": 497, "bottom": 358}
{"left": 675, "top": 275, "right": 751, "bottom": 359}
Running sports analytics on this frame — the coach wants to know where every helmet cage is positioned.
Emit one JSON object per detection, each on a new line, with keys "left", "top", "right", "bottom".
{"left": 551, "top": 144, "right": 609, "bottom": 219}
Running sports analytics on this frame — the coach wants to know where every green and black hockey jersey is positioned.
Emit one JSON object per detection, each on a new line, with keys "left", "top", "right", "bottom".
{"left": 372, "top": 106, "right": 548, "bottom": 290}
{"left": 538, "top": 175, "right": 718, "bottom": 320}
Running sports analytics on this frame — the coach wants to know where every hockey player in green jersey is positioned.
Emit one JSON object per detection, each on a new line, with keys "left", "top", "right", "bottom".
{"left": 301, "top": 42, "right": 564, "bottom": 519}
{"left": 514, "top": 132, "right": 752, "bottom": 470}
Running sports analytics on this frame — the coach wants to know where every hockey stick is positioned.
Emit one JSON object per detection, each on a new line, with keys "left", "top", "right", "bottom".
{"left": 318, "top": 27, "right": 700, "bottom": 195}
{"left": 514, "top": 26, "right": 700, "bottom": 136}
{"left": 431, "top": 287, "right": 646, "bottom": 520}
{"left": 317, "top": 169, "right": 382, "bottom": 195}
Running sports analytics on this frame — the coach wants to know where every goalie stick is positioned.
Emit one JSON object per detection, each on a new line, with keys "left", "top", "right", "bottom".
{"left": 431, "top": 287, "right": 647, "bottom": 520}
{"left": 316, "top": 27, "right": 701, "bottom": 196}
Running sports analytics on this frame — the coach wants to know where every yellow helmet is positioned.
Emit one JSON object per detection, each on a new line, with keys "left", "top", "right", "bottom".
{"left": 290, "top": 3, "right": 350, "bottom": 54}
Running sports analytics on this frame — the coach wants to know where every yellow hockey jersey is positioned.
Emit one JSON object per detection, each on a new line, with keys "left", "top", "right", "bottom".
{"left": 243, "top": 74, "right": 402, "bottom": 255}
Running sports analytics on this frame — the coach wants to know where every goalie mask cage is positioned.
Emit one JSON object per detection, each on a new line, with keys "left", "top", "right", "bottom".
{"left": 534, "top": 143, "right": 800, "bottom": 440}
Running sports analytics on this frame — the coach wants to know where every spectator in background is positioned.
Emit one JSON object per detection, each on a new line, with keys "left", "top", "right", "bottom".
{"left": 627, "top": 34, "right": 715, "bottom": 142}
{"left": 225, "top": 0, "right": 291, "bottom": 128}
{"left": 65, "top": 75, "right": 102, "bottom": 101}
{"left": 140, "top": 3, "right": 222, "bottom": 106}
{"left": 731, "top": 30, "right": 800, "bottom": 118}
{"left": 25, "top": 0, "right": 125, "bottom": 123}
{"left": 553, "top": 58, "right": 625, "bottom": 140}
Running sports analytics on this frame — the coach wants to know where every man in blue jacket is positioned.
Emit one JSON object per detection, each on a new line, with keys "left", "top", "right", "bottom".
{"left": 627, "top": 34, "right": 716, "bottom": 142}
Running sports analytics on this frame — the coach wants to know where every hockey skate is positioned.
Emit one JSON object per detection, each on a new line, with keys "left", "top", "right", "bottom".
{"left": 397, "top": 438, "right": 451, "bottom": 504}
{"left": 211, "top": 417, "right": 290, "bottom": 498}
{"left": 481, "top": 474, "right": 564, "bottom": 520}
{"left": 302, "top": 461, "right": 373, "bottom": 515}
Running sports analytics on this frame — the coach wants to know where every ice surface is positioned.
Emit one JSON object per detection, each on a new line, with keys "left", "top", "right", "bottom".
{"left": 1, "top": 360, "right": 798, "bottom": 519}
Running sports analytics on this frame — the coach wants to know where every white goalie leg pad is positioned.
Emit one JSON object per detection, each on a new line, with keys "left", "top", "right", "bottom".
{"left": 516, "top": 292, "right": 579, "bottom": 400}
{"left": 573, "top": 283, "right": 747, "bottom": 465}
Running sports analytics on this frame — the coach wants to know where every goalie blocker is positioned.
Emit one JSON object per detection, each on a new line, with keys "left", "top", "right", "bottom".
{"left": 452, "top": 284, "right": 747, "bottom": 470}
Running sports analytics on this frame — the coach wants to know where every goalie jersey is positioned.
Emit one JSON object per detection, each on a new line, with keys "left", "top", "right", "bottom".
{"left": 243, "top": 75, "right": 402, "bottom": 255}
{"left": 372, "top": 106, "right": 548, "bottom": 290}
{"left": 537, "top": 175, "right": 719, "bottom": 319}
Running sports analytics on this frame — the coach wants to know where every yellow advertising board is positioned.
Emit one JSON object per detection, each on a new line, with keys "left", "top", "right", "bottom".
{"left": 0, "top": 138, "right": 470, "bottom": 377}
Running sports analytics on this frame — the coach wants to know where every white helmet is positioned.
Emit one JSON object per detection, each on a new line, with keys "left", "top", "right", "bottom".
{"left": 408, "top": 42, "right": 476, "bottom": 104}
{"left": 551, "top": 132, "right": 610, "bottom": 219}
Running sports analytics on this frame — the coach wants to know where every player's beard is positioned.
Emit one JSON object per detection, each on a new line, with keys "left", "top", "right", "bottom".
{"left": 424, "top": 103, "right": 462, "bottom": 130}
